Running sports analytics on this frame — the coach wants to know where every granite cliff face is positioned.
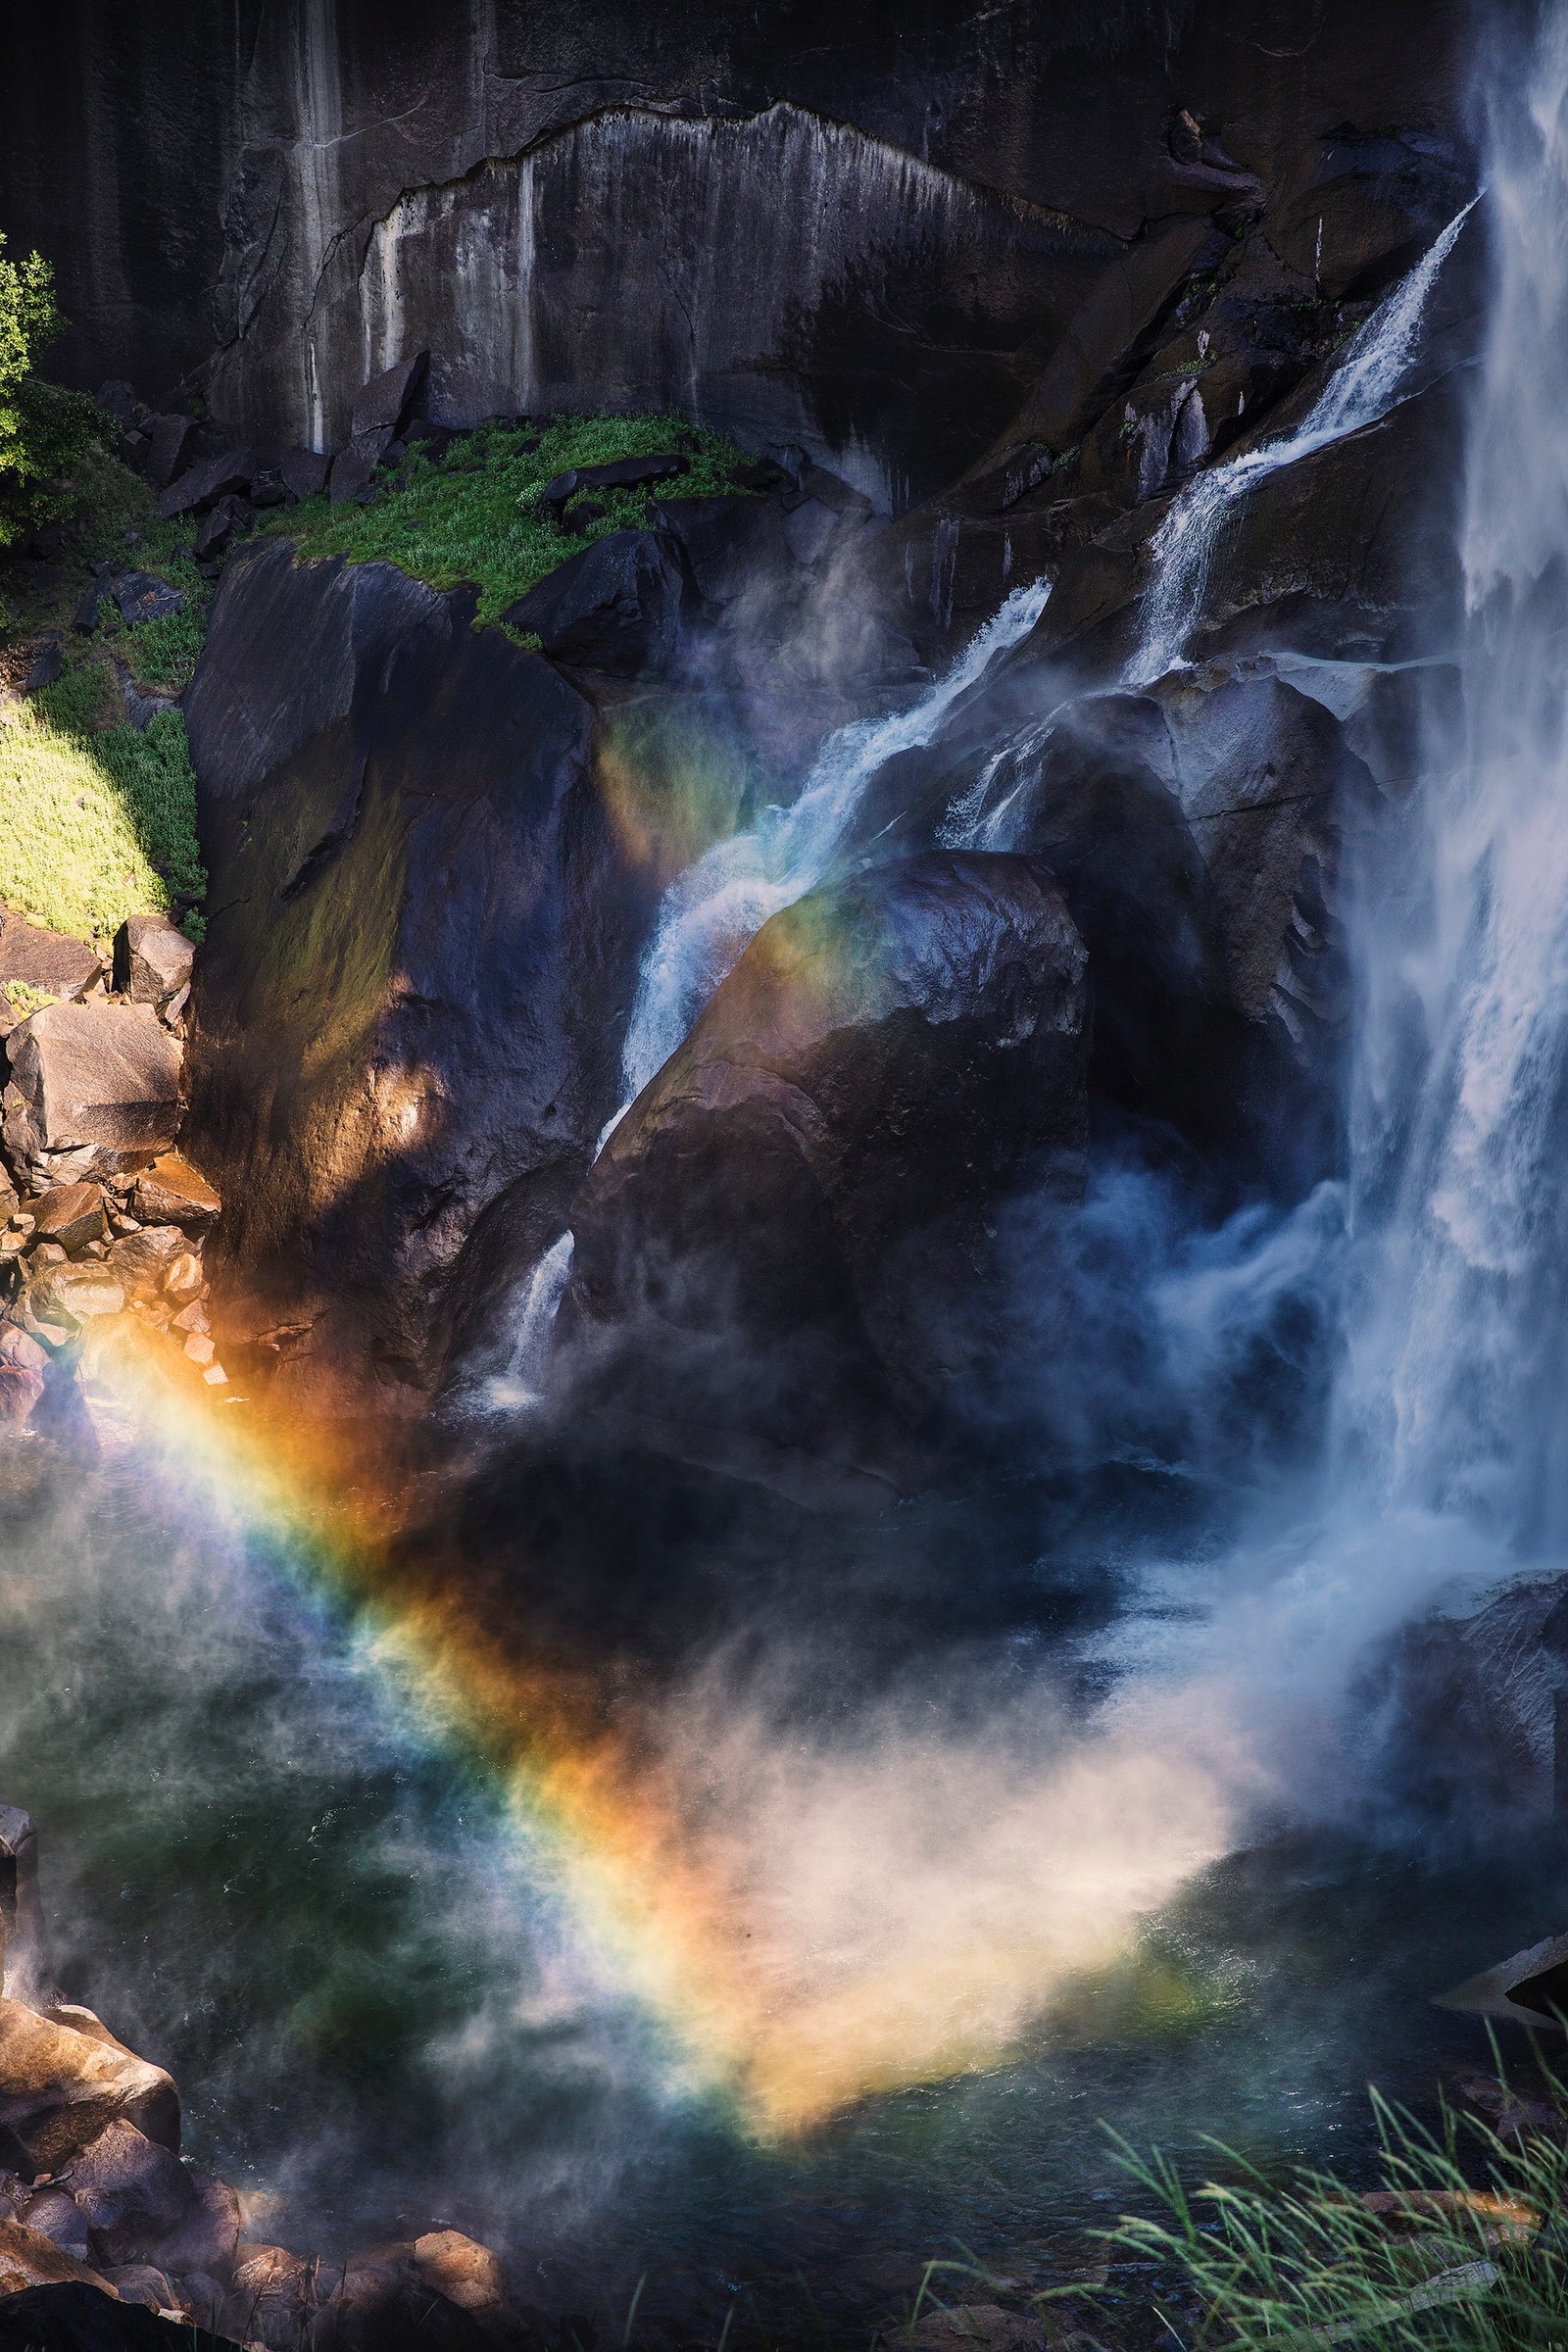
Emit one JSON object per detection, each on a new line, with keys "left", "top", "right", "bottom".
{"left": 4, "top": 0, "right": 1470, "bottom": 501}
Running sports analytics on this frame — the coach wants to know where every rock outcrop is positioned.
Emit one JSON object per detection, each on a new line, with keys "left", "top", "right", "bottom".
{"left": 182, "top": 542, "right": 659, "bottom": 1411}
{"left": 559, "top": 851, "right": 1088, "bottom": 1481}
{"left": 0, "top": 1818, "right": 519, "bottom": 2350}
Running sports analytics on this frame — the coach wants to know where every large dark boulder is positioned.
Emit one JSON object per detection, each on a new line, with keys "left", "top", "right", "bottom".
{"left": 502, "top": 528, "right": 687, "bottom": 678}
{"left": 557, "top": 850, "right": 1088, "bottom": 1482}
{"left": 182, "top": 543, "right": 661, "bottom": 1411}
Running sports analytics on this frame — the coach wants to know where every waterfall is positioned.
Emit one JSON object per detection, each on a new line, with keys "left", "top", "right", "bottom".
{"left": 1332, "top": 5, "right": 1568, "bottom": 1551}
{"left": 1129, "top": 197, "right": 1477, "bottom": 689}
{"left": 489, "top": 1231, "right": 576, "bottom": 1409}
{"left": 617, "top": 573, "right": 1053, "bottom": 1107}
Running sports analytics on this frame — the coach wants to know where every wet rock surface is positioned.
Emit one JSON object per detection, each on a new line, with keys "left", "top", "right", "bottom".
{"left": 561, "top": 851, "right": 1089, "bottom": 1480}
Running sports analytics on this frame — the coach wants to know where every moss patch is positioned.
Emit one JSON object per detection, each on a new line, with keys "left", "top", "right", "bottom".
{"left": 268, "top": 413, "right": 758, "bottom": 626}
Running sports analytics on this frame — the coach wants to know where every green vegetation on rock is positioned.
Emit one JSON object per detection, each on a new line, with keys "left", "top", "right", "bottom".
{"left": 0, "top": 239, "right": 104, "bottom": 550}
{"left": 269, "top": 412, "right": 758, "bottom": 626}
{"left": 0, "top": 692, "right": 205, "bottom": 946}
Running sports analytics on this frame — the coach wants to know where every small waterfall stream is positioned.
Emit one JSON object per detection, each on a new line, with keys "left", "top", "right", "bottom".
{"left": 616, "top": 573, "right": 1053, "bottom": 1108}
{"left": 1129, "top": 198, "right": 1477, "bottom": 688}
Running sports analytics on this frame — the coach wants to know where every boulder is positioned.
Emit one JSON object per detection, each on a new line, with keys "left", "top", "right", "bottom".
{"left": 72, "top": 585, "right": 105, "bottom": 636}
{"left": 109, "top": 575, "right": 182, "bottom": 629}
{"left": 1150, "top": 671, "right": 1382, "bottom": 1050}
{"left": 25, "top": 1268, "right": 124, "bottom": 1324}
{"left": 502, "top": 528, "right": 686, "bottom": 677}
{"left": 24, "top": 641, "right": 64, "bottom": 697}
{"left": 0, "top": 916, "right": 104, "bottom": 1005}
{"left": 142, "top": 417, "right": 199, "bottom": 494}
{"left": 161, "top": 450, "right": 257, "bottom": 521}
{"left": 651, "top": 494, "right": 787, "bottom": 607}
{"left": 20, "top": 2193, "right": 90, "bottom": 2262}
{"left": 111, "top": 920, "right": 193, "bottom": 1013}
{"left": 182, "top": 543, "right": 658, "bottom": 1410}
{"left": 2, "top": 1005, "right": 183, "bottom": 1185}
{"left": 68, "top": 2123, "right": 196, "bottom": 2267}
{"left": 126, "top": 1158, "right": 220, "bottom": 1236}
{"left": 411, "top": 2231, "right": 506, "bottom": 2314}
{"left": 132, "top": 2174, "right": 237, "bottom": 2281}
{"left": 98, "top": 2270, "right": 174, "bottom": 2314}
{"left": 105, "top": 1227, "right": 187, "bottom": 1303}
{"left": 0, "top": 2221, "right": 117, "bottom": 2299}
{"left": 190, "top": 499, "right": 249, "bottom": 564}
{"left": 350, "top": 351, "right": 428, "bottom": 441}
{"left": 561, "top": 851, "right": 1088, "bottom": 1477}
{"left": 539, "top": 452, "right": 687, "bottom": 518}
{"left": 311, "top": 2240, "right": 500, "bottom": 2351}
{"left": 278, "top": 449, "right": 329, "bottom": 502}
{"left": 0, "top": 2002, "right": 179, "bottom": 2169}
{"left": 30, "top": 1187, "right": 108, "bottom": 1254}
{"left": 94, "top": 384, "right": 138, "bottom": 427}
{"left": 227, "top": 2243, "right": 314, "bottom": 2345}
{"left": 326, "top": 447, "right": 375, "bottom": 506}
{"left": 0, "top": 1328, "right": 47, "bottom": 1427}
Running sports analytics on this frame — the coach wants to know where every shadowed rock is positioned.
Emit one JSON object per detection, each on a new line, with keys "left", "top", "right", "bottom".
{"left": 560, "top": 850, "right": 1088, "bottom": 1481}
{"left": 182, "top": 543, "right": 661, "bottom": 1411}
{"left": 503, "top": 528, "right": 687, "bottom": 677}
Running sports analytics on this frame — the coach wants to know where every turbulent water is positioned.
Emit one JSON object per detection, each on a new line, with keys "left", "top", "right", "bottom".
{"left": 14, "top": 7, "right": 1568, "bottom": 2345}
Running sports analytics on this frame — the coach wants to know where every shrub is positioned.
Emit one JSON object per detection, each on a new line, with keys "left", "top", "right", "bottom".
{"left": 0, "top": 239, "right": 103, "bottom": 548}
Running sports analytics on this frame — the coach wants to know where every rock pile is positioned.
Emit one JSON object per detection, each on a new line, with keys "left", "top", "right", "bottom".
{"left": 0, "top": 906, "right": 230, "bottom": 1424}
{"left": 0, "top": 1817, "right": 522, "bottom": 2351}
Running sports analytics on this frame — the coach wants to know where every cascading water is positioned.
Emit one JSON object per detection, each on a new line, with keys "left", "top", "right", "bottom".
{"left": 1128, "top": 197, "right": 1478, "bottom": 690}
{"left": 1333, "top": 5, "right": 1568, "bottom": 1553}
{"left": 21, "top": 18, "right": 1568, "bottom": 2344}
{"left": 615, "top": 573, "right": 1052, "bottom": 1108}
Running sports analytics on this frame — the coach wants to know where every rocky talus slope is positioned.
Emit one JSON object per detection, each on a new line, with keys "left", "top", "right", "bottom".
{"left": 0, "top": 1813, "right": 524, "bottom": 2351}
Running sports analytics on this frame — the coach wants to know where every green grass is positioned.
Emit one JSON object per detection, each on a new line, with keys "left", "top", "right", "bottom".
{"left": 0, "top": 689, "right": 205, "bottom": 945}
{"left": 0, "top": 411, "right": 751, "bottom": 957}
{"left": 267, "top": 411, "right": 758, "bottom": 625}
{"left": 1096, "top": 2059, "right": 1568, "bottom": 2352}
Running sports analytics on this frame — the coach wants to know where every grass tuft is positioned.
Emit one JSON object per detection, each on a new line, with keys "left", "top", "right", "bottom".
{"left": 267, "top": 412, "right": 758, "bottom": 625}
{"left": 0, "top": 692, "right": 206, "bottom": 944}
{"left": 1097, "top": 2054, "right": 1568, "bottom": 2352}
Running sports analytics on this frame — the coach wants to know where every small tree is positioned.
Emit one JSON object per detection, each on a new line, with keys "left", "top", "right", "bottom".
{"left": 0, "top": 237, "right": 102, "bottom": 549}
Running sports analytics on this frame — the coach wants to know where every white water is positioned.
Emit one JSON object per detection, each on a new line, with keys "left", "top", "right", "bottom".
{"left": 486, "top": 1230, "right": 576, "bottom": 1410}
{"left": 616, "top": 574, "right": 1053, "bottom": 1108}
{"left": 1129, "top": 197, "right": 1478, "bottom": 688}
{"left": 1332, "top": 9, "right": 1568, "bottom": 1550}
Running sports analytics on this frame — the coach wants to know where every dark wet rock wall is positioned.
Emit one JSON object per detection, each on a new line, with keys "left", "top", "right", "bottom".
{"left": 2, "top": 0, "right": 1470, "bottom": 506}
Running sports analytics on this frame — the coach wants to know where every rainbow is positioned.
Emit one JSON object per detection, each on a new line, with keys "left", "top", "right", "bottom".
{"left": 69, "top": 1318, "right": 1233, "bottom": 2137}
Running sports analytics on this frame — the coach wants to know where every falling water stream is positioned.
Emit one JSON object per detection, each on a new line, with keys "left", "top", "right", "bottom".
{"left": 11, "top": 10, "right": 1568, "bottom": 2345}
